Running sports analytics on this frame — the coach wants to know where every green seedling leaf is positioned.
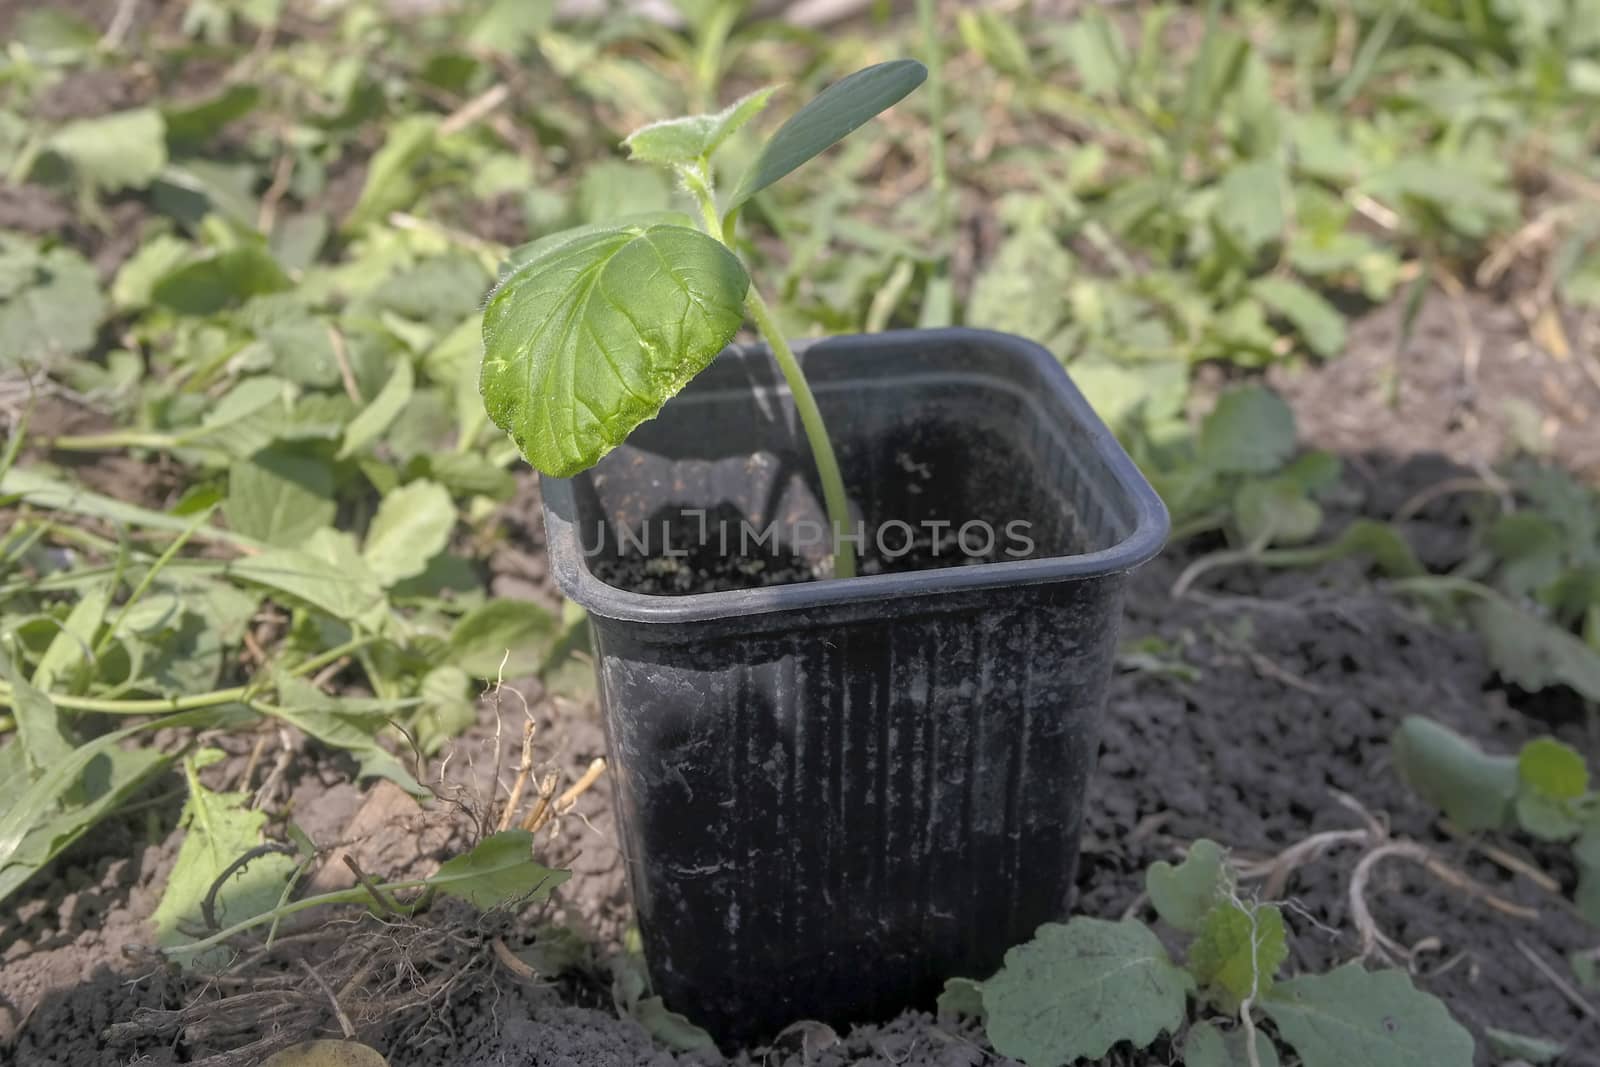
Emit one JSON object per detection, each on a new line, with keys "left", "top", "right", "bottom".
{"left": 0, "top": 237, "right": 104, "bottom": 366}
{"left": 1147, "top": 838, "right": 1233, "bottom": 933}
{"left": 1252, "top": 276, "right": 1346, "bottom": 359}
{"left": 362, "top": 480, "right": 455, "bottom": 587}
{"left": 430, "top": 829, "right": 569, "bottom": 910}
{"left": 1576, "top": 826, "right": 1600, "bottom": 926}
{"left": 1189, "top": 900, "right": 1288, "bottom": 1011}
{"left": 481, "top": 221, "right": 748, "bottom": 478}
{"left": 1215, "top": 159, "right": 1285, "bottom": 255}
{"left": 163, "top": 84, "right": 262, "bottom": 146}
{"left": 152, "top": 245, "right": 293, "bottom": 315}
{"left": 447, "top": 599, "right": 559, "bottom": 679}
{"left": 268, "top": 678, "right": 424, "bottom": 796}
{"left": 1184, "top": 1020, "right": 1281, "bottom": 1067}
{"left": 1, "top": 644, "right": 72, "bottom": 772}
{"left": 726, "top": 60, "right": 927, "bottom": 213}
{"left": 1263, "top": 965, "right": 1475, "bottom": 1067}
{"left": 1519, "top": 737, "right": 1589, "bottom": 800}
{"left": 1235, "top": 480, "right": 1322, "bottom": 546}
{"left": 0, "top": 707, "right": 239, "bottom": 906}
{"left": 957, "top": 9, "right": 1033, "bottom": 80}
{"left": 1390, "top": 716, "right": 1517, "bottom": 832}
{"left": 260, "top": 1041, "right": 389, "bottom": 1067}
{"left": 347, "top": 115, "right": 437, "bottom": 229}
{"left": 1468, "top": 594, "right": 1600, "bottom": 702}
{"left": 227, "top": 547, "right": 386, "bottom": 621}
{"left": 339, "top": 359, "right": 415, "bottom": 459}
{"left": 32, "top": 581, "right": 110, "bottom": 693}
{"left": 224, "top": 447, "right": 337, "bottom": 548}
{"left": 625, "top": 86, "right": 779, "bottom": 167}
{"left": 936, "top": 977, "right": 985, "bottom": 1021}
{"left": 1199, "top": 386, "right": 1296, "bottom": 475}
{"left": 152, "top": 760, "right": 296, "bottom": 952}
{"left": 413, "top": 665, "right": 474, "bottom": 756}
{"left": 1484, "top": 1027, "right": 1562, "bottom": 1064}
{"left": 45, "top": 108, "right": 167, "bottom": 192}
{"left": 631, "top": 996, "right": 718, "bottom": 1053}
{"left": 982, "top": 918, "right": 1192, "bottom": 1064}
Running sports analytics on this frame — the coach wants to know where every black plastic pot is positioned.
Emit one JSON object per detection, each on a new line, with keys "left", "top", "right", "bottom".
{"left": 539, "top": 328, "right": 1167, "bottom": 1044}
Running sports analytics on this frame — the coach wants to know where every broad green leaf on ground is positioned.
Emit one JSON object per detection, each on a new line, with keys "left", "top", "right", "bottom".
{"left": 339, "top": 360, "right": 415, "bottom": 459}
{"left": 1189, "top": 900, "right": 1288, "bottom": 1010}
{"left": 447, "top": 599, "right": 559, "bottom": 679}
{"left": 0, "top": 707, "right": 239, "bottom": 907}
{"left": 269, "top": 677, "right": 424, "bottom": 795}
{"left": 31, "top": 581, "right": 110, "bottom": 692}
{"left": 151, "top": 759, "right": 297, "bottom": 949}
{"left": 1, "top": 645, "right": 72, "bottom": 772}
{"left": 413, "top": 665, "right": 474, "bottom": 756}
{"left": 347, "top": 115, "right": 437, "bottom": 229}
{"left": 481, "top": 221, "right": 748, "bottom": 477}
{"left": 260, "top": 1041, "right": 390, "bottom": 1067}
{"left": 465, "top": 0, "right": 554, "bottom": 52}
{"left": 44, "top": 108, "right": 167, "bottom": 191}
{"left": 1234, "top": 480, "right": 1323, "bottom": 546}
{"left": 112, "top": 234, "right": 192, "bottom": 311}
{"left": 430, "top": 829, "right": 569, "bottom": 909}
{"left": 1252, "top": 276, "right": 1346, "bottom": 359}
{"left": 1184, "top": 1020, "right": 1281, "bottom": 1067}
{"left": 0, "top": 237, "right": 104, "bottom": 366}
{"left": 224, "top": 447, "right": 337, "bottom": 547}
{"left": 726, "top": 60, "right": 927, "bottom": 212}
{"left": 1198, "top": 386, "right": 1296, "bottom": 474}
{"left": 957, "top": 10, "right": 1034, "bottom": 80}
{"left": 964, "top": 229, "right": 1075, "bottom": 344}
{"left": 227, "top": 547, "right": 386, "bottom": 621}
{"left": 1467, "top": 595, "right": 1600, "bottom": 701}
{"left": 936, "top": 977, "right": 986, "bottom": 1020}
{"left": 362, "top": 479, "right": 454, "bottom": 586}
{"left": 625, "top": 86, "right": 778, "bottom": 167}
{"left": 152, "top": 245, "right": 293, "bottom": 315}
{"left": 1215, "top": 159, "right": 1284, "bottom": 254}
{"left": 163, "top": 84, "right": 262, "bottom": 145}
{"left": 630, "top": 996, "right": 718, "bottom": 1053}
{"left": 1263, "top": 965, "right": 1474, "bottom": 1067}
{"left": 982, "top": 918, "right": 1192, "bottom": 1064}
{"left": 1390, "top": 716, "right": 1518, "bottom": 832}
{"left": 1484, "top": 1027, "right": 1563, "bottom": 1064}
{"left": 1575, "top": 825, "right": 1600, "bottom": 926}
{"left": 1147, "top": 838, "right": 1232, "bottom": 933}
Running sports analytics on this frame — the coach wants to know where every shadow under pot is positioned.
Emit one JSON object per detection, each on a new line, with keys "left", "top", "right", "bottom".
{"left": 538, "top": 327, "right": 1168, "bottom": 1045}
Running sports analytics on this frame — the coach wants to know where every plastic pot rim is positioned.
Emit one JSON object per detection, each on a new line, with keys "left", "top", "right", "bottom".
{"left": 540, "top": 327, "right": 1169, "bottom": 626}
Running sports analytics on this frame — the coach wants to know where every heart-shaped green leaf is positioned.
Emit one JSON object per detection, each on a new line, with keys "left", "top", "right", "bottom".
{"left": 726, "top": 60, "right": 926, "bottom": 213}
{"left": 481, "top": 221, "right": 749, "bottom": 477}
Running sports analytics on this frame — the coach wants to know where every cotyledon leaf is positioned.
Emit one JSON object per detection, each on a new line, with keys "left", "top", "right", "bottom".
{"left": 480, "top": 221, "right": 748, "bottom": 478}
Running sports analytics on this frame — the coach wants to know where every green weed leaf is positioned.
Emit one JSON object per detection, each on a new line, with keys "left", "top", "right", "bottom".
{"left": 45, "top": 108, "right": 167, "bottom": 192}
{"left": 1189, "top": 900, "right": 1288, "bottom": 1011}
{"left": 0, "top": 237, "right": 104, "bottom": 367}
{"left": 727, "top": 60, "right": 926, "bottom": 212}
{"left": 1215, "top": 159, "right": 1285, "bottom": 254}
{"left": 481, "top": 221, "right": 748, "bottom": 477}
{"left": 1252, "top": 276, "right": 1346, "bottom": 359}
{"left": 1468, "top": 594, "right": 1600, "bottom": 701}
{"left": 1, "top": 644, "right": 72, "bottom": 772}
{"left": 936, "top": 977, "right": 986, "bottom": 1021}
{"left": 1519, "top": 737, "right": 1589, "bottom": 800}
{"left": 228, "top": 547, "right": 386, "bottom": 621}
{"left": 1263, "top": 965, "right": 1474, "bottom": 1067}
{"left": 1199, "top": 386, "right": 1296, "bottom": 475}
{"left": 430, "top": 829, "right": 569, "bottom": 909}
{"left": 347, "top": 115, "right": 437, "bottom": 229}
{"left": 982, "top": 918, "right": 1192, "bottom": 1064}
{"left": 624, "top": 86, "right": 779, "bottom": 166}
{"left": 1184, "top": 1020, "right": 1281, "bottom": 1067}
{"left": 1147, "top": 838, "right": 1232, "bottom": 933}
{"left": 1390, "top": 716, "right": 1517, "bottom": 832}
{"left": 339, "top": 359, "right": 415, "bottom": 459}
{"left": 447, "top": 599, "right": 559, "bottom": 679}
{"left": 224, "top": 447, "right": 337, "bottom": 548}
{"left": 362, "top": 480, "right": 455, "bottom": 586}
{"left": 152, "top": 760, "right": 296, "bottom": 951}
{"left": 152, "top": 245, "right": 293, "bottom": 315}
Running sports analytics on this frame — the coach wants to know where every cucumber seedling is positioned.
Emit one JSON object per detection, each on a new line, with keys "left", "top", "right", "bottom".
{"left": 479, "top": 61, "right": 929, "bottom": 580}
